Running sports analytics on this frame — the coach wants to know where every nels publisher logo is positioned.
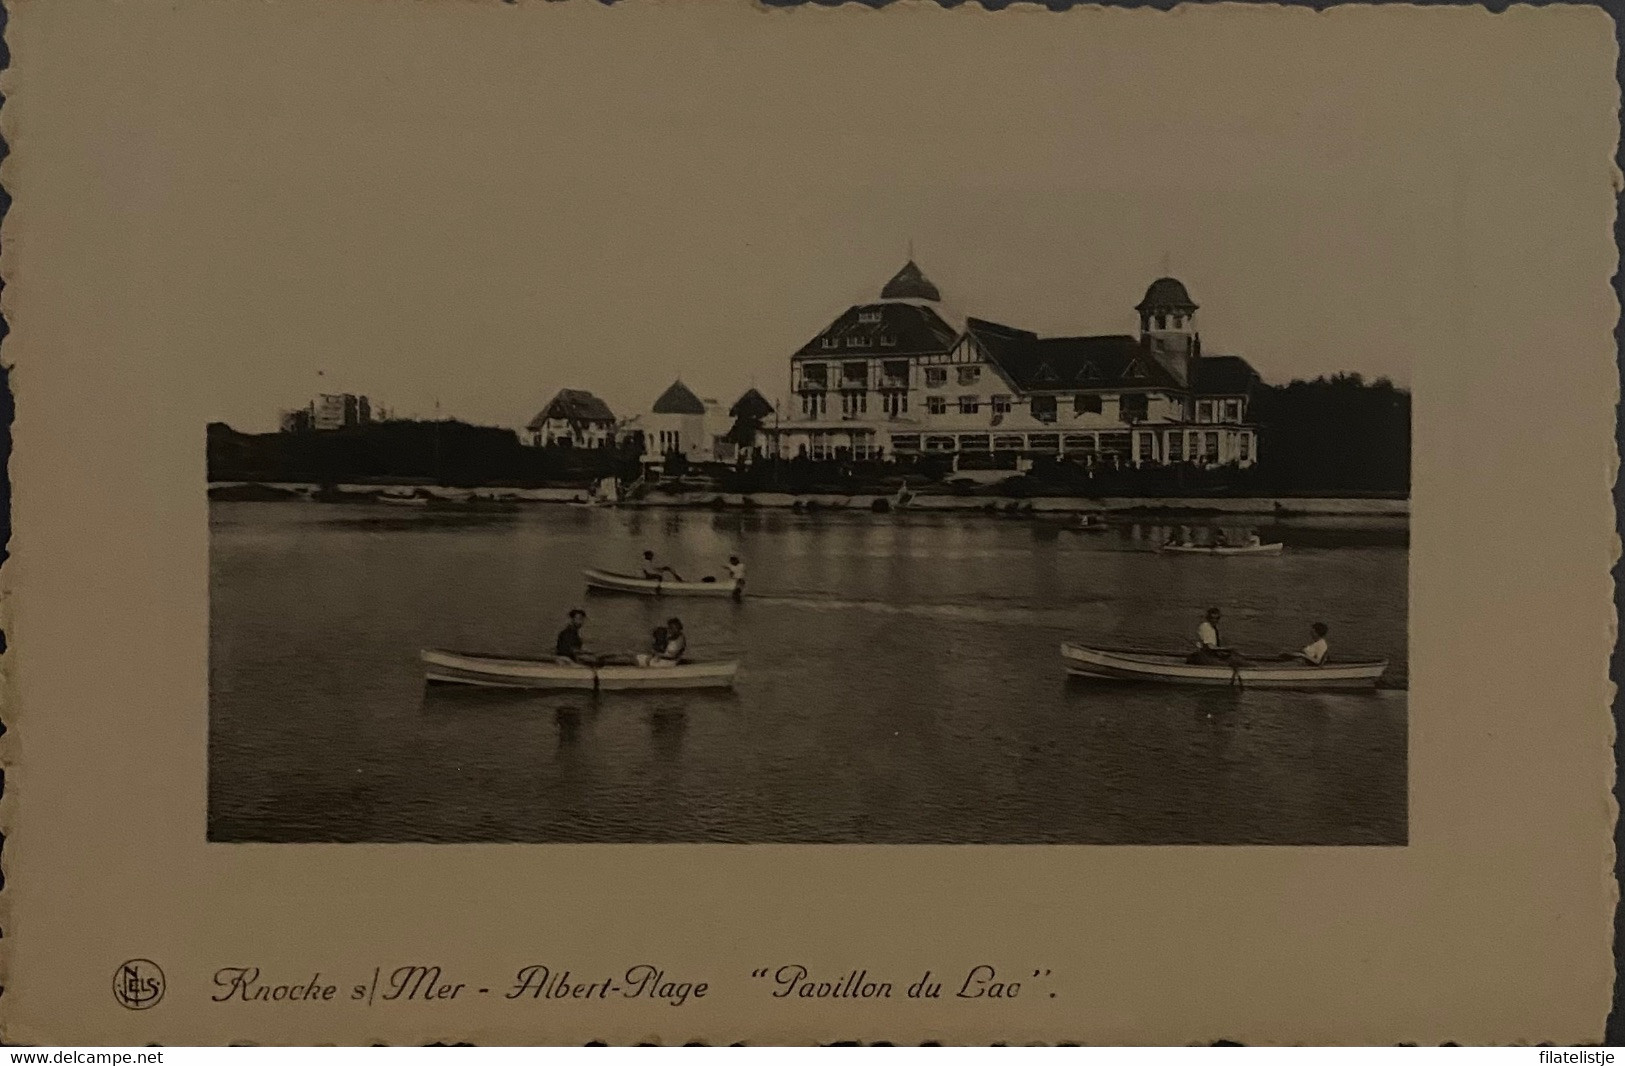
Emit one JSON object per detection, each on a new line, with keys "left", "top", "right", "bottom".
{"left": 112, "top": 959, "right": 165, "bottom": 1010}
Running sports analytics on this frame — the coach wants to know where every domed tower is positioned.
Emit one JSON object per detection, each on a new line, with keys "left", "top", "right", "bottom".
{"left": 1135, "top": 277, "right": 1200, "bottom": 358}
{"left": 880, "top": 260, "right": 942, "bottom": 303}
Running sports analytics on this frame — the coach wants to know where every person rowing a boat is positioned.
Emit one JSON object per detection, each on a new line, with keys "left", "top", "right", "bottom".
{"left": 1245, "top": 530, "right": 1263, "bottom": 548}
{"left": 641, "top": 549, "right": 683, "bottom": 583}
{"left": 1188, "top": 607, "right": 1247, "bottom": 666}
{"left": 555, "top": 608, "right": 592, "bottom": 665}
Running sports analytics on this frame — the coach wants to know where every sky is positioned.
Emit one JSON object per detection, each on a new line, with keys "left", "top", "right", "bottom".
{"left": 62, "top": 1, "right": 1574, "bottom": 433}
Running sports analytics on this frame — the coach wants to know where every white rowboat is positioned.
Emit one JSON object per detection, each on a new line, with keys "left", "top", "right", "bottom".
{"left": 1159, "top": 542, "right": 1283, "bottom": 556}
{"left": 583, "top": 567, "right": 741, "bottom": 597}
{"left": 1061, "top": 643, "right": 1386, "bottom": 690}
{"left": 422, "top": 649, "right": 739, "bottom": 690}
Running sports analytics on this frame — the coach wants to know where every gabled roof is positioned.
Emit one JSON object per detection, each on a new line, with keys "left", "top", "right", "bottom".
{"left": 652, "top": 380, "right": 707, "bottom": 415}
{"left": 880, "top": 260, "right": 942, "bottom": 302}
{"left": 527, "top": 388, "right": 616, "bottom": 429}
{"left": 965, "top": 319, "right": 1184, "bottom": 392}
{"left": 1194, "top": 355, "right": 1261, "bottom": 396}
{"left": 795, "top": 301, "right": 959, "bottom": 360}
{"left": 730, "top": 388, "right": 775, "bottom": 420}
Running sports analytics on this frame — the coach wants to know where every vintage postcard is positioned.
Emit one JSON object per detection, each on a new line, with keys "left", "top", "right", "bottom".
{"left": 1, "top": 0, "right": 1617, "bottom": 1046}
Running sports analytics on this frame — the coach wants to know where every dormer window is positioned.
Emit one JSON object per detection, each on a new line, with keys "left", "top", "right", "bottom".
{"left": 821, "top": 337, "right": 838, "bottom": 349}
{"left": 879, "top": 335, "right": 897, "bottom": 347}
{"left": 858, "top": 310, "right": 883, "bottom": 324}
{"left": 845, "top": 336, "right": 867, "bottom": 348}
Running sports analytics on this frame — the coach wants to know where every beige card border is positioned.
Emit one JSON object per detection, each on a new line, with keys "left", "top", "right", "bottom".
{"left": 0, "top": 0, "right": 1617, "bottom": 1045}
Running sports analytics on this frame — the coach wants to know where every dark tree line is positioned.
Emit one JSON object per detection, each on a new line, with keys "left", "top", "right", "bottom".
{"left": 206, "top": 420, "right": 640, "bottom": 488}
{"left": 1250, "top": 374, "right": 1410, "bottom": 495}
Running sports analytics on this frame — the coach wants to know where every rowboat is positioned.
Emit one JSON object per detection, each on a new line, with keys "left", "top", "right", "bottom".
{"left": 583, "top": 567, "right": 741, "bottom": 597}
{"left": 379, "top": 493, "right": 429, "bottom": 507}
{"left": 1159, "top": 541, "right": 1283, "bottom": 556}
{"left": 422, "top": 648, "right": 739, "bottom": 690}
{"left": 1060, "top": 643, "right": 1386, "bottom": 690}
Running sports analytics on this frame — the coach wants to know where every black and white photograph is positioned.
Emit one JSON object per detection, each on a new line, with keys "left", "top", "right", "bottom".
{"left": 200, "top": 17, "right": 1418, "bottom": 847}
{"left": 207, "top": 163, "right": 1411, "bottom": 845}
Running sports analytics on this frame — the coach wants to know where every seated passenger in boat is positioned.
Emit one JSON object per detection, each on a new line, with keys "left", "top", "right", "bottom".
{"left": 1213, "top": 529, "right": 1229, "bottom": 547}
{"left": 637, "top": 618, "right": 687, "bottom": 668}
{"left": 1246, "top": 531, "right": 1263, "bottom": 547}
{"left": 1291, "top": 623, "right": 1329, "bottom": 665}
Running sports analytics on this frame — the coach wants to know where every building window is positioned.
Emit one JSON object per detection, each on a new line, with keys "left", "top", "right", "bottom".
{"left": 842, "top": 361, "right": 868, "bottom": 386}
{"left": 991, "top": 395, "right": 1012, "bottom": 414}
{"left": 801, "top": 364, "right": 827, "bottom": 388}
{"left": 1099, "top": 432, "right": 1131, "bottom": 459}
{"left": 1196, "top": 400, "right": 1214, "bottom": 423}
{"left": 841, "top": 391, "right": 868, "bottom": 418}
{"left": 957, "top": 395, "right": 979, "bottom": 414}
{"left": 891, "top": 434, "right": 921, "bottom": 452}
{"left": 809, "top": 431, "right": 835, "bottom": 460}
{"left": 882, "top": 391, "right": 908, "bottom": 417}
{"left": 1239, "top": 432, "right": 1252, "bottom": 461}
{"left": 957, "top": 434, "right": 990, "bottom": 452}
{"left": 1028, "top": 433, "right": 1060, "bottom": 453}
{"left": 1031, "top": 396, "right": 1058, "bottom": 423}
{"left": 994, "top": 434, "right": 1024, "bottom": 451}
{"left": 926, "top": 396, "right": 947, "bottom": 415}
{"left": 1223, "top": 399, "right": 1242, "bottom": 422}
{"left": 851, "top": 431, "right": 878, "bottom": 459}
{"left": 821, "top": 337, "right": 838, "bottom": 349}
{"left": 1167, "top": 432, "right": 1184, "bottom": 461}
{"left": 957, "top": 366, "right": 981, "bottom": 386}
{"left": 659, "top": 429, "right": 681, "bottom": 453}
{"left": 1136, "top": 432, "right": 1157, "bottom": 464}
{"left": 1074, "top": 394, "right": 1102, "bottom": 415}
{"left": 879, "top": 335, "right": 897, "bottom": 347}
{"left": 1154, "top": 313, "right": 1166, "bottom": 330}
{"left": 1205, "top": 431, "right": 1219, "bottom": 458}
{"left": 858, "top": 310, "right": 882, "bottom": 324}
{"left": 882, "top": 360, "right": 910, "bottom": 387}
{"left": 924, "top": 435, "right": 956, "bottom": 452}
{"left": 925, "top": 368, "right": 947, "bottom": 388}
{"left": 1120, "top": 394, "right": 1149, "bottom": 422}
{"left": 800, "top": 392, "right": 827, "bottom": 418}
{"left": 1063, "top": 433, "right": 1095, "bottom": 453}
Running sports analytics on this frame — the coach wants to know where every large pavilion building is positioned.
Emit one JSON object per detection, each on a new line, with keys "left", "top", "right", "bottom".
{"left": 767, "top": 262, "right": 1263, "bottom": 469}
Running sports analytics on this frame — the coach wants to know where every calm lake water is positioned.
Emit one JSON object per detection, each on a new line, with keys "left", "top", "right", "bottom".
{"left": 208, "top": 502, "right": 1408, "bottom": 845}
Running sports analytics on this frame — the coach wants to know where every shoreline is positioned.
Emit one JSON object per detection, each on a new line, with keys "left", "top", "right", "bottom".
{"left": 208, "top": 481, "right": 1410, "bottom": 518}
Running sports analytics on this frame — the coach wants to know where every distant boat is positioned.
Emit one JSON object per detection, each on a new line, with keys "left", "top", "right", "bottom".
{"left": 1056, "top": 514, "right": 1109, "bottom": 533}
{"left": 1060, "top": 643, "right": 1385, "bottom": 690}
{"left": 1159, "top": 541, "right": 1283, "bottom": 556}
{"left": 379, "top": 492, "right": 429, "bottom": 507}
{"left": 422, "top": 648, "right": 738, "bottom": 691}
{"left": 583, "top": 567, "right": 742, "bottom": 597}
